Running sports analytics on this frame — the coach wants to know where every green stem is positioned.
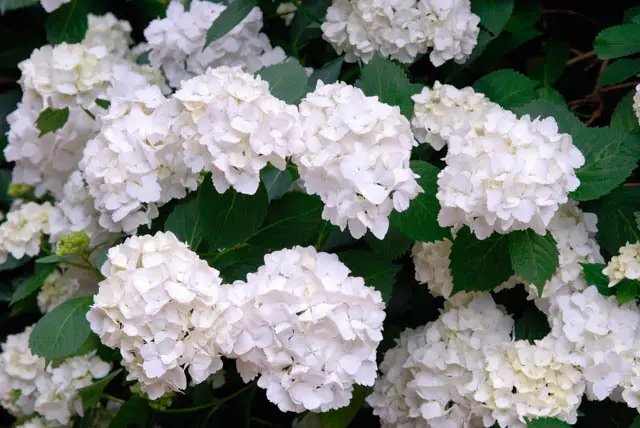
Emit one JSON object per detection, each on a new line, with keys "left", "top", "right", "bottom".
{"left": 289, "top": 0, "right": 322, "bottom": 24}
{"left": 162, "top": 382, "right": 255, "bottom": 414}
{"left": 101, "top": 394, "right": 125, "bottom": 404}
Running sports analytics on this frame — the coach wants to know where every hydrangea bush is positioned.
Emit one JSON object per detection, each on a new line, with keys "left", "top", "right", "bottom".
{"left": 0, "top": 1, "right": 640, "bottom": 427}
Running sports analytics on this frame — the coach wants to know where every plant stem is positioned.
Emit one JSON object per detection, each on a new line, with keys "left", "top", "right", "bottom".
{"left": 162, "top": 382, "right": 255, "bottom": 414}
{"left": 101, "top": 394, "right": 125, "bottom": 404}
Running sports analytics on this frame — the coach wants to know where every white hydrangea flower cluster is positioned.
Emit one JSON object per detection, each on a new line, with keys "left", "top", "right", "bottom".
{"left": 367, "top": 293, "right": 514, "bottom": 427}
{"left": 295, "top": 82, "right": 421, "bottom": 239}
{"left": 15, "top": 416, "right": 68, "bottom": 428}
{"left": 634, "top": 84, "right": 640, "bottom": 125}
{"left": 83, "top": 13, "right": 133, "bottom": 57}
{"left": 40, "top": 0, "right": 70, "bottom": 13}
{"left": 0, "top": 201, "right": 53, "bottom": 264}
{"left": 86, "top": 231, "right": 227, "bottom": 399}
{"left": 476, "top": 337, "right": 585, "bottom": 427}
{"left": 80, "top": 83, "right": 198, "bottom": 233}
{"left": 322, "top": 0, "right": 480, "bottom": 66}
{"left": 412, "top": 84, "right": 585, "bottom": 239}
{"left": 526, "top": 201, "right": 604, "bottom": 310}
{"left": 143, "top": 0, "right": 287, "bottom": 88}
{"left": 174, "top": 66, "right": 302, "bottom": 195}
{"left": 37, "top": 267, "right": 97, "bottom": 313}
{"left": 223, "top": 246, "right": 386, "bottom": 413}
{"left": 603, "top": 242, "right": 640, "bottom": 287}
{"left": 0, "top": 327, "right": 111, "bottom": 425}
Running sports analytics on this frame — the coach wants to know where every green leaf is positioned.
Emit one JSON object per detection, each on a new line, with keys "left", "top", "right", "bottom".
{"left": 45, "top": 0, "right": 89, "bottom": 44}
{"left": 504, "top": 1, "right": 542, "bottom": 32}
{"left": 581, "top": 262, "right": 614, "bottom": 296}
{"left": 0, "top": 169, "right": 13, "bottom": 206}
{"left": 514, "top": 100, "right": 584, "bottom": 135}
{"left": 36, "top": 107, "right": 69, "bottom": 137}
{"left": 356, "top": 56, "right": 421, "bottom": 119}
{"left": 611, "top": 91, "right": 640, "bottom": 133}
{"left": 249, "top": 192, "right": 323, "bottom": 249}
{"left": 318, "top": 385, "right": 368, "bottom": 428}
{"left": 364, "top": 225, "right": 412, "bottom": 261}
{"left": 599, "top": 59, "right": 640, "bottom": 86}
{"left": 290, "top": 0, "right": 330, "bottom": 51}
{"left": 204, "top": 0, "right": 257, "bottom": 48}
{"left": 29, "top": 296, "right": 94, "bottom": 362}
{"left": 526, "top": 417, "right": 571, "bottom": 428}
{"left": 473, "top": 69, "right": 538, "bottom": 109}
{"left": 595, "top": 24, "right": 640, "bottom": 60}
{"left": 164, "top": 194, "right": 205, "bottom": 251}
{"left": 390, "top": 161, "right": 451, "bottom": 244}
{"left": 472, "top": 0, "right": 514, "bottom": 36}
{"left": 540, "top": 39, "right": 570, "bottom": 86}
{"left": 308, "top": 57, "right": 344, "bottom": 89}
{"left": 631, "top": 415, "right": 640, "bottom": 428}
{"left": 535, "top": 87, "right": 565, "bottom": 105}
{"left": 338, "top": 250, "right": 400, "bottom": 303}
{"left": 260, "top": 166, "right": 293, "bottom": 202}
{"left": 616, "top": 279, "right": 639, "bottom": 304}
{"left": 0, "top": 0, "right": 36, "bottom": 14}
{"left": 36, "top": 254, "right": 82, "bottom": 264}
{"left": 79, "top": 368, "right": 123, "bottom": 409}
{"left": 0, "top": 254, "right": 31, "bottom": 272}
{"left": 10, "top": 263, "right": 57, "bottom": 306}
{"left": 582, "top": 186, "right": 640, "bottom": 255}
{"left": 509, "top": 230, "right": 558, "bottom": 295}
{"left": 450, "top": 228, "right": 513, "bottom": 294}
{"left": 95, "top": 99, "right": 110, "bottom": 110}
{"left": 571, "top": 127, "right": 640, "bottom": 201}
{"left": 514, "top": 306, "right": 550, "bottom": 343}
{"left": 49, "top": 333, "right": 101, "bottom": 368}
{"left": 110, "top": 396, "right": 149, "bottom": 428}
{"left": 636, "top": 211, "right": 640, "bottom": 232}
{"left": 210, "top": 245, "right": 267, "bottom": 283}
{"left": 197, "top": 178, "right": 268, "bottom": 251}
{"left": 257, "top": 59, "right": 309, "bottom": 104}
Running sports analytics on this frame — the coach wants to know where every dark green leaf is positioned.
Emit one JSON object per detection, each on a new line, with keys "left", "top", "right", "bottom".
{"left": 318, "top": 385, "right": 368, "bottom": 428}
{"left": 611, "top": 90, "right": 640, "bottom": 133}
{"left": 581, "top": 262, "right": 614, "bottom": 296}
{"left": 356, "top": 56, "right": 421, "bottom": 119}
{"left": 257, "top": 59, "right": 309, "bottom": 104}
{"left": 636, "top": 211, "right": 640, "bottom": 232}
{"left": 338, "top": 250, "right": 400, "bottom": 303}
{"left": 36, "top": 107, "right": 69, "bottom": 137}
{"left": 450, "top": 228, "right": 513, "bottom": 294}
{"left": 514, "top": 306, "right": 550, "bottom": 343}
{"left": 540, "top": 39, "right": 570, "bottom": 86}
{"left": 526, "top": 417, "right": 571, "bottom": 428}
{"left": 472, "top": 0, "right": 515, "bottom": 36}
{"left": 109, "top": 396, "right": 149, "bottom": 428}
{"left": 582, "top": 186, "right": 640, "bottom": 255}
{"left": 308, "top": 57, "right": 344, "bottom": 88}
{"left": 29, "top": 296, "right": 94, "bottom": 362}
{"left": 45, "top": 0, "right": 89, "bottom": 44}
{"left": 599, "top": 59, "right": 640, "bottom": 86}
{"left": 79, "top": 368, "right": 123, "bottom": 409}
{"left": 509, "top": 230, "right": 558, "bottom": 295}
{"left": 290, "top": 0, "right": 330, "bottom": 51}
{"left": 535, "top": 87, "right": 565, "bottom": 105}
{"left": 0, "top": 169, "right": 13, "bottom": 206}
{"left": 197, "top": 178, "right": 268, "bottom": 250}
{"left": 364, "top": 225, "right": 412, "bottom": 261}
{"left": 10, "top": 263, "right": 57, "bottom": 305}
{"left": 616, "top": 279, "right": 639, "bottom": 304}
{"left": 571, "top": 127, "right": 640, "bottom": 201}
{"left": 625, "top": 7, "right": 640, "bottom": 23}
{"left": 49, "top": 333, "right": 101, "bottom": 368}
{"left": 631, "top": 415, "right": 640, "bottom": 428}
{"left": 260, "top": 165, "right": 293, "bottom": 201}
{"left": 473, "top": 69, "right": 538, "bottom": 108}
{"left": 390, "top": 161, "right": 450, "bottom": 243}
{"left": 204, "top": 0, "right": 258, "bottom": 48}
{"left": 164, "top": 194, "right": 205, "bottom": 251}
{"left": 504, "top": 1, "right": 542, "bottom": 32}
{"left": 95, "top": 99, "right": 110, "bottom": 110}
{"left": 249, "top": 192, "right": 323, "bottom": 249}
{"left": 514, "top": 100, "right": 584, "bottom": 135}
{"left": 36, "top": 254, "right": 83, "bottom": 264}
{"left": 211, "top": 245, "right": 267, "bottom": 283}
{"left": 594, "top": 24, "right": 640, "bottom": 60}
{"left": 0, "top": 0, "right": 37, "bottom": 14}
{"left": 0, "top": 254, "right": 31, "bottom": 272}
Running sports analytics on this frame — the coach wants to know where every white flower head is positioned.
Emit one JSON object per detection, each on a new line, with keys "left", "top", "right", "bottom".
{"left": 0, "top": 201, "right": 53, "bottom": 264}
{"left": 634, "top": 83, "right": 640, "bottom": 125}
{"left": 37, "top": 266, "right": 98, "bottom": 313}
{"left": 603, "top": 242, "right": 640, "bottom": 287}
{"left": 277, "top": 3, "right": 297, "bottom": 26}
{"left": 86, "top": 231, "right": 226, "bottom": 399}
{"left": 223, "top": 246, "right": 386, "bottom": 413}
{"left": 321, "top": 0, "right": 480, "bottom": 66}
{"left": 144, "top": 0, "right": 287, "bottom": 88}
{"left": 294, "top": 81, "right": 421, "bottom": 239}
{"left": 83, "top": 13, "right": 133, "bottom": 57}
{"left": 174, "top": 66, "right": 303, "bottom": 195}
{"left": 40, "top": 0, "right": 71, "bottom": 13}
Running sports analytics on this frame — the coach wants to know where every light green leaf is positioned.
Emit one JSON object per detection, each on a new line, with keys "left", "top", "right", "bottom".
{"left": 364, "top": 225, "right": 412, "bottom": 261}
{"left": 599, "top": 58, "right": 640, "bottom": 86}
{"left": 472, "top": 0, "right": 514, "bottom": 36}
{"left": 204, "top": 0, "right": 257, "bottom": 48}
{"left": 526, "top": 417, "right": 571, "bottom": 428}
{"left": 571, "top": 127, "right": 640, "bottom": 201}
{"left": 514, "top": 100, "right": 584, "bottom": 135}
{"left": 49, "top": 333, "right": 101, "bottom": 368}
{"left": 390, "top": 161, "right": 451, "bottom": 243}
{"left": 514, "top": 306, "right": 550, "bottom": 343}
{"left": 10, "top": 263, "right": 57, "bottom": 306}
{"left": 29, "top": 296, "right": 94, "bottom": 362}
{"left": 257, "top": 59, "right": 309, "bottom": 104}
{"left": 581, "top": 262, "right": 614, "bottom": 296}
{"left": 308, "top": 57, "right": 344, "bottom": 88}
{"left": 249, "top": 192, "right": 323, "bottom": 249}
{"left": 356, "top": 56, "right": 421, "bottom": 119}
{"left": 164, "top": 194, "right": 205, "bottom": 251}
{"left": 197, "top": 178, "right": 268, "bottom": 251}
{"left": 450, "top": 228, "right": 513, "bottom": 294}
{"left": 509, "top": 230, "right": 558, "bottom": 295}
{"left": 45, "top": 0, "right": 89, "bottom": 44}
{"left": 79, "top": 368, "right": 123, "bottom": 409}
{"left": 0, "top": 0, "right": 37, "bottom": 14}
{"left": 473, "top": 69, "right": 538, "bottom": 108}
{"left": 594, "top": 24, "right": 640, "bottom": 60}
{"left": 260, "top": 165, "right": 293, "bottom": 201}
{"left": 582, "top": 186, "right": 640, "bottom": 255}
{"left": 36, "top": 107, "right": 69, "bottom": 137}
{"left": 611, "top": 90, "right": 640, "bottom": 133}
{"left": 338, "top": 250, "right": 400, "bottom": 302}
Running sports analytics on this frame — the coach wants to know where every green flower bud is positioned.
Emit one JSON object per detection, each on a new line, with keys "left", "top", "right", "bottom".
{"left": 55, "top": 230, "right": 90, "bottom": 256}
{"left": 129, "top": 383, "right": 175, "bottom": 411}
{"left": 7, "top": 183, "right": 33, "bottom": 198}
